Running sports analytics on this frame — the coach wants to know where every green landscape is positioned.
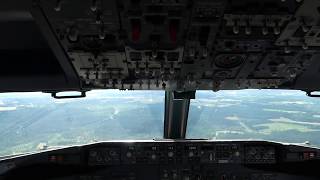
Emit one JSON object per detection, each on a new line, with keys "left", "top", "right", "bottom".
{"left": 0, "top": 89, "right": 320, "bottom": 156}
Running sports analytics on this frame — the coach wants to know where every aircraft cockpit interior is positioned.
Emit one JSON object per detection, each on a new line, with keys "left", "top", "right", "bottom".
{"left": 1, "top": 0, "right": 320, "bottom": 179}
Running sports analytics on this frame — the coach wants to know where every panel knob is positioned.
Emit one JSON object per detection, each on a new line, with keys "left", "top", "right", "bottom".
{"left": 126, "top": 151, "right": 132, "bottom": 158}
{"left": 188, "top": 151, "right": 194, "bottom": 157}
{"left": 151, "top": 154, "right": 157, "bottom": 160}
{"left": 168, "top": 151, "right": 174, "bottom": 157}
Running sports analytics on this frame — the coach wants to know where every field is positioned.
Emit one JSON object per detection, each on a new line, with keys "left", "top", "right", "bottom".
{"left": 0, "top": 90, "right": 320, "bottom": 156}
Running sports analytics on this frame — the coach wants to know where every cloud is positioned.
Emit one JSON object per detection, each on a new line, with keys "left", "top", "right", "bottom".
{"left": 0, "top": 92, "right": 46, "bottom": 99}
{"left": 313, "top": 115, "right": 320, "bottom": 118}
{"left": 214, "top": 130, "right": 244, "bottom": 139}
{"left": 216, "top": 104, "right": 237, "bottom": 108}
{"left": 225, "top": 115, "right": 240, "bottom": 121}
{"left": 0, "top": 106, "right": 17, "bottom": 111}
{"left": 18, "top": 103, "right": 35, "bottom": 108}
{"left": 220, "top": 99, "right": 242, "bottom": 102}
{"left": 254, "top": 122, "right": 317, "bottom": 134}
{"left": 263, "top": 108, "right": 306, "bottom": 114}
{"left": 269, "top": 101, "right": 313, "bottom": 105}
{"left": 269, "top": 117, "right": 320, "bottom": 126}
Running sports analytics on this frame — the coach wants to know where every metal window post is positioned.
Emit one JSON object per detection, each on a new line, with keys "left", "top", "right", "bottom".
{"left": 163, "top": 91, "right": 195, "bottom": 139}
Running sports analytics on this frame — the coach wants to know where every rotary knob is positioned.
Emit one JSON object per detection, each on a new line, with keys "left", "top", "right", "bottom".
{"left": 188, "top": 151, "right": 194, "bottom": 157}
{"left": 173, "top": 173, "right": 178, "bottom": 179}
{"left": 151, "top": 154, "right": 157, "bottom": 160}
{"left": 168, "top": 151, "right": 174, "bottom": 157}
{"left": 126, "top": 151, "right": 132, "bottom": 158}
{"left": 163, "top": 172, "right": 169, "bottom": 178}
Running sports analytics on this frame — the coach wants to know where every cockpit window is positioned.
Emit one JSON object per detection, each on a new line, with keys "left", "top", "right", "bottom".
{"left": 187, "top": 90, "right": 320, "bottom": 147}
{"left": 0, "top": 90, "right": 164, "bottom": 156}
{"left": 2, "top": 89, "right": 320, "bottom": 157}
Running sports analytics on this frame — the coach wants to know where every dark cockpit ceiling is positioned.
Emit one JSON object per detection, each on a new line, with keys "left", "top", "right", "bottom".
{"left": 1, "top": 0, "right": 320, "bottom": 96}
{"left": 0, "top": 10, "right": 79, "bottom": 92}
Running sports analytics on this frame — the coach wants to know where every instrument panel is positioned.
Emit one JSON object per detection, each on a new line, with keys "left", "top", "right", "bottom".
{"left": 0, "top": 140, "right": 319, "bottom": 180}
{"left": 24, "top": 0, "right": 320, "bottom": 92}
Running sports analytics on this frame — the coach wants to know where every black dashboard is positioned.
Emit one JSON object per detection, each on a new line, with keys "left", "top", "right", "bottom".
{"left": 0, "top": 140, "right": 319, "bottom": 180}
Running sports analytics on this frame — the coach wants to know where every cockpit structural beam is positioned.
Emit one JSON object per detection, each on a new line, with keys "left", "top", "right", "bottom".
{"left": 163, "top": 91, "right": 195, "bottom": 139}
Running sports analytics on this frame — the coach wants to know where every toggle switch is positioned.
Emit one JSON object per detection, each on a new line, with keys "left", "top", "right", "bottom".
{"left": 262, "top": 26, "right": 268, "bottom": 35}
{"left": 232, "top": 19, "right": 239, "bottom": 34}
{"left": 96, "top": 11, "right": 102, "bottom": 24}
{"left": 54, "top": 0, "right": 62, "bottom": 11}
{"left": 99, "top": 26, "right": 105, "bottom": 40}
{"left": 91, "top": 0, "right": 97, "bottom": 12}
{"left": 68, "top": 27, "right": 78, "bottom": 42}
{"left": 245, "top": 26, "right": 251, "bottom": 35}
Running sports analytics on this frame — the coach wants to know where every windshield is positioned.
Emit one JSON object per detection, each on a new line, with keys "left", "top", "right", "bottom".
{"left": 0, "top": 90, "right": 164, "bottom": 156}
{"left": 187, "top": 90, "right": 320, "bottom": 147}
{"left": 1, "top": 89, "right": 320, "bottom": 157}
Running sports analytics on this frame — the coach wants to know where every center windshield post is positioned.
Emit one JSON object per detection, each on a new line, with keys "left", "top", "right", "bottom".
{"left": 163, "top": 91, "right": 195, "bottom": 139}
